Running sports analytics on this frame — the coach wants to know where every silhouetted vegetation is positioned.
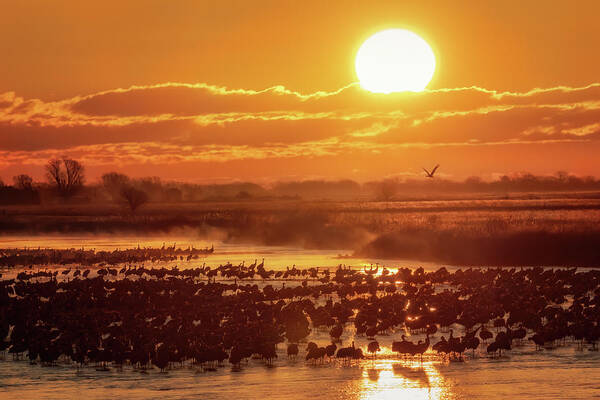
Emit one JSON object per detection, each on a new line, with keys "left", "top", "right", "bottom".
{"left": 120, "top": 186, "right": 149, "bottom": 213}
{"left": 46, "top": 158, "right": 85, "bottom": 198}
{"left": 0, "top": 186, "right": 40, "bottom": 206}
{"left": 101, "top": 172, "right": 131, "bottom": 201}
{"left": 1, "top": 197, "right": 600, "bottom": 265}
{"left": 0, "top": 174, "right": 40, "bottom": 205}
{"left": 13, "top": 174, "right": 34, "bottom": 191}
{"left": 358, "top": 229, "right": 600, "bottom": 266}
{"left": 272, "top": 180, "right": 361, "bottom": 200}
{"left": 5, "top": 162, "right": 600, "bottom": 205}
{"left": 3, "top": 163, "right": 600, "bottom": 265}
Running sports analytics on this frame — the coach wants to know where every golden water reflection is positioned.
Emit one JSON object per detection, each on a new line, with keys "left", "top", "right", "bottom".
{"left": 0, "top": 235, "right": 446, "bottom": 271}
{"left": 359, "top": 358, "right": 452, "bottom": 400}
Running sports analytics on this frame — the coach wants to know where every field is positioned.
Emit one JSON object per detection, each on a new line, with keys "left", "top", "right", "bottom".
{"left": 2, "top": 194, "right": 600, "bottom": 266}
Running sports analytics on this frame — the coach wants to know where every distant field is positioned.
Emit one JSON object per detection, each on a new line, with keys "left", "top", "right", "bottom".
{"left": 1, "top": 194, "right": 600, "bottom": 266}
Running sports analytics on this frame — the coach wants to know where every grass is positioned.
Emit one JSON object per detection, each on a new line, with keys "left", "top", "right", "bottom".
{"left": 1, "top": 196, "right": 600, "bottom": 266}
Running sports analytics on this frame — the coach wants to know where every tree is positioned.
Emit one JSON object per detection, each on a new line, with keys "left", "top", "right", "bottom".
{"left": 45, "top": 158, "right": 85, "bottom": 197}
{"left": 12, "top": 174, "right": 34, "bottom": 191}
{"left": 120, "top": 186, "right": 149, "bottom": 213}
{"left": 101, "top": 172, "right": 130, "bottom": 201}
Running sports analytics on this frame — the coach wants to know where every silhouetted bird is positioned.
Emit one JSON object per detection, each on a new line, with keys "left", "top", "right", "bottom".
{"left": 423, "top": 164, "right": 440, "bottom": 178}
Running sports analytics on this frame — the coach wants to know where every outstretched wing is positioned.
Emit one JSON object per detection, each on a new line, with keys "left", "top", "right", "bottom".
{"left": 422, "top": 167, "right": 431, "bottom": 176}
{"left": 430, "top": 164, "right": 440, "bottom": 175}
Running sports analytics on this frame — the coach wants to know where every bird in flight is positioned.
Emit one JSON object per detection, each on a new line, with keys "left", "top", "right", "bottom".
{"left": 423, "top": 164, "right": 440, "bottom": 178}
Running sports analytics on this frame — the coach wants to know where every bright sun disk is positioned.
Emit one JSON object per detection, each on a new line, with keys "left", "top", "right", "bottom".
{"left": 355, "top": 29, "right": 436, "bottom": 94}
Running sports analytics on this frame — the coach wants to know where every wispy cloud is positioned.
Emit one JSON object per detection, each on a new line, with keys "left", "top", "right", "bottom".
{"left": 1, "top": 81, "right": 600, "bottom": 177}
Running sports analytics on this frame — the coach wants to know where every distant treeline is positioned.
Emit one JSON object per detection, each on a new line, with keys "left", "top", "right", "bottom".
{"left": 0, "top": 186, "right": 41, "bottom": 205}
{"left": 364, "top": 172, "right": 600, "bottom": 201}
{"left": 2, "top": 161, "right": 600, "bottom": 206}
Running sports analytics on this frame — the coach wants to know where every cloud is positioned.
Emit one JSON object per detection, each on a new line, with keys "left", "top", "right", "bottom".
{"left": 65, "top": 81, "right": 600, "bottom": 117}
{"left": 1, "top": 81, "right": 600, "bottom": 178}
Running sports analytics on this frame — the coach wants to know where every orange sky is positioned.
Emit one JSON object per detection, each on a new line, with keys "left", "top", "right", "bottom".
{"left": 1, "top": 0, "right": 600, "bottom": 183}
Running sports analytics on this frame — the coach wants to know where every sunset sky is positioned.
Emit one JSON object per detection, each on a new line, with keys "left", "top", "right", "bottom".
{"left": 1, "top": 0, "right": 600, "bottom": 183}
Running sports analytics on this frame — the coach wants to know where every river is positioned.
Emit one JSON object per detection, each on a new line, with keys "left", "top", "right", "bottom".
{"left": 0, "top": 235, "right": 597, "bottom": 399}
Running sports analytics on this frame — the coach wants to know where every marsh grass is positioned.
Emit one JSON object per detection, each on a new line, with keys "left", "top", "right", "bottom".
{"left": 1, "top": 197, "right": 600, "bottom": 266}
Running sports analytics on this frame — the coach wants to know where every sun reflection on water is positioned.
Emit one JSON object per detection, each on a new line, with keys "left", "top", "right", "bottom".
{"left": 359, "top": 358, "right": 451, "bottom": 400}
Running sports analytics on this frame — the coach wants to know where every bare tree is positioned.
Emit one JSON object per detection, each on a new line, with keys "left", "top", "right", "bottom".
{"left": 46, "top": 159, "right": 62, "bottom": 188}
{"left": 45, "top": 158, "right": 85, "bottom": 197}
{"left": 12, "top": 174, "right": 34, "bottom": 190}
{"left": 63, "top": 158, "right": 84, "bottom": 189}
{"left": 120, "top": 186, "right": 149, "bottom": 213}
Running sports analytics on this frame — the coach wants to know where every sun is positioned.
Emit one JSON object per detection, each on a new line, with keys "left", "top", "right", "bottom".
{"left": 355, "top": 29, "right": 436, "bottom": 93}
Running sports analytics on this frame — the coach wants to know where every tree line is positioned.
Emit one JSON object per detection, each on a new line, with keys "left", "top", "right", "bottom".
{"left": 3, "top": 159, "right": 600, "bottom": 208}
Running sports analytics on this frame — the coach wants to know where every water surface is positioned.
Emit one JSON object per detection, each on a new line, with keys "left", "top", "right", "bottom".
{"left": 1, "top": 234, "right": 597, "bottom": 399}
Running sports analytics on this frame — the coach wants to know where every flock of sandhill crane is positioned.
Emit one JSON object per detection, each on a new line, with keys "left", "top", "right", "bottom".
{"left": 0, "top": 244, "right": 214, "bottom": 269}
{"left": 1, "top": 257, "right": 599, "bottom": 374}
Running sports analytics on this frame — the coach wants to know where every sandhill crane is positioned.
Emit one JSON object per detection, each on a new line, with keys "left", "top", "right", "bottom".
{"left": 423, "top": 164, "right": 440, "bottom": 178}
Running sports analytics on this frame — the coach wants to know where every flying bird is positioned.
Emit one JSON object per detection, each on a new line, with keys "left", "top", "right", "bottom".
{"left": 423, "top": 164, "right": 440, "bottom": 178}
